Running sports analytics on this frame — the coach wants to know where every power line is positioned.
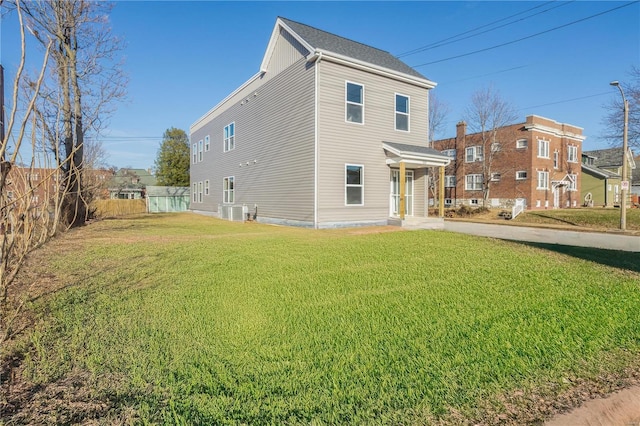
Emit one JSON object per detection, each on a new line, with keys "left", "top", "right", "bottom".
{"left": 412, "top": 1, "right": 637, "bottom": 68}
{"left": 519, "top": 91, "right": 611, "bottom": 110}
{"left": 398, "top": 1, "right": 571, "bottom": 58}
{"left": 438, "top": 64, "right": 531, "bottom": 84}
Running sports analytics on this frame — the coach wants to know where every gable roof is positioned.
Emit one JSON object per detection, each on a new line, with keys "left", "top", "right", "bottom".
{"left": 581, "top": 163, "right": 620, "bottom": 179}
{"left": 261, "top": 17, "right": 435, "bottom": 88}
{"left": 582, "top": 147, "right": 636, "bottom": 170}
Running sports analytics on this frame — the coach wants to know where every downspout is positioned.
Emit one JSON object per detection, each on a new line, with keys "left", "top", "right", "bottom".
{"left": 313, "top": 51, "right": 322, "bottom": 229}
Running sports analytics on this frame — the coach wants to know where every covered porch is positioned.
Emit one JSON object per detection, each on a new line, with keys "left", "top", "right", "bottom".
{"left": 382, "top": 142, "right": 452, "bottom": 223}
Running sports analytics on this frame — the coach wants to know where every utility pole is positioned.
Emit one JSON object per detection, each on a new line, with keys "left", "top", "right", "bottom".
{"left": 0, "top": 64, "right": 5, "bottom": 147}
{"left": 610, "top": 80, "right": 629, "bottom": 231}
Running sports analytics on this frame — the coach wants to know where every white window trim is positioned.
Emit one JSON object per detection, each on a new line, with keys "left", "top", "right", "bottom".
{"left": 224, "top": 122, "right": 235, "bottom": 152}
{"left": 553, "top": 151, "right": 559, "bottom": 169}
{"left": 204, "top": 135, "right": 210, "bottom": 152}
{"left": 516, "top": 171, "right": 527, "bottom": 180}
{"left": 444, "top": 175, "right": 456, "bottom": 188}
{"left": 538, "top": 139, "right": 550, "bottom": 158}
{"left": 345, "top": 163, "right": 364, "bottom": 206}
{"left": 198, "top": 140, "right": 203, "bottom": 162}
{"left": 394, "top": 93, "right": 410, "bottom": 132}
{"left": 567, "top": 145, "right": 578, "bottom": 163}
{"left": 198, "top": 181, "right": 203, "bottom": 203}
{"left": 465, "top": 146, "right": 483, "bottom": 163}
{"left": 516, "top": 138, "right": 528, "bottom": 149}
{"left": 192, "top": 182, "right": 197, "bottom": 202}
{"left": 490, "top": 173, "right": 501, "bottom": 182}
{"left": 223, "top": 176, "right": 235, "bottom": 204}
{"left": 442, "top": 149, "right": 456, "bottom": 158}
{"left": 345, "top": 81, "right": 364, "bottom": 125}
{"left": 192, "top": 143, "right": 197, "bottom": 164}
{"left": 537, "top": 171, "right": 549, "bottom": 190}
{"left": 204, "top": 179, "right": 210, "bottom": 196}
{"left": 465, "top": 174, "right": 483, "bottom": 191}
{"left": 568, "top": 173, "right": 578, "bottom": 191}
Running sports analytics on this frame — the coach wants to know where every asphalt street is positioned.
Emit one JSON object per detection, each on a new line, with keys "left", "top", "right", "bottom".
{"left": 443, "top": 221, "right": 640, "bottom": 252}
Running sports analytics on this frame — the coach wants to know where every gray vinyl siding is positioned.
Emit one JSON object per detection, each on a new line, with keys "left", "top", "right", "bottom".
{"left": 264, "top": 28, "right": 310, "bottom": 75}
{"left": 316, "top": 60, "right": 431, "bottom": 223}
{"left": 190, "top": 56, "right": 315, "bottom": 221}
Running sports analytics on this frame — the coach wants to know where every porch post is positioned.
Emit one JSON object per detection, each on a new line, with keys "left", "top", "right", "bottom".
{"left": 399, "top": 161, "right": 406, "bottom": 220}
{"left": 439, "top": 165, "right": 445, "bottom": 218}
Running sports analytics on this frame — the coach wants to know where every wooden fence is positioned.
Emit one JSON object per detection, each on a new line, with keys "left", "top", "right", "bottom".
{"left": 92, "top": 199, "right": 147, "bottom": 218}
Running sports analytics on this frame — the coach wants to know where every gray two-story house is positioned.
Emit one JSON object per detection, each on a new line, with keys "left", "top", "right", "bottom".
{"left": 190, "top": 17, "right": 450, "bottom": 228}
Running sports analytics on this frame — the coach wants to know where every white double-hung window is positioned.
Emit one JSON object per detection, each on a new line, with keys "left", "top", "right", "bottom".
{"left": 465, "top": 146, "right": 483, "bottom": 162}
{"left": 346, "top": 82, "right": 364, "bottom": 124}
{"left": 537, "top": 171, "right": 549, "bottom": 189}
{"left": 538, "top": 140, "right": 549, "bottom": 158}
{"left": 465, "top": 174, "right": 483, "bottom": 191}
{"left": 444, "top": 175, "right": 456, "bottom": 187}
{"left": 395, "top": 94, "right": 409, "bottom": 131}
{"left": 223, "top": 176, "right": 235, "bottom": 204}
{"left": 192, "top": 143, "right": 197, "bottom": 164}
{"left": 345, "top": 164, "right": 364, "bottom": 205}
{"left": 567, "top": 145, "right": 578, "bottom": 163}
{"left": 224, "top": 123, "right": 235, "bottom": 152}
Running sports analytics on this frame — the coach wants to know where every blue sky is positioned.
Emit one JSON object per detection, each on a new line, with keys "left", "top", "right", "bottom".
{"left": 2, "top": 1, "right": 639, "bottom": 170}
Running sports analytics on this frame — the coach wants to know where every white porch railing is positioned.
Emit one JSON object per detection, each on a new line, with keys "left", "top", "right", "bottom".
{"left": 511, "top": 198, "right": 526, "bottom": 220}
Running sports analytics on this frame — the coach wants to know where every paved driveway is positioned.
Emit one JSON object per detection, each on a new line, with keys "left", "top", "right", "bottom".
{"left": 443, "top": 221, "right": 640, "bottom": 252}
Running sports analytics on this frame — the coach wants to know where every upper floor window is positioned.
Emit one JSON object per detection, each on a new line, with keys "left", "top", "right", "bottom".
{"left": 516, "top": 139, "right": 528, "bottom": 149}
{"left": 204, "top": 135, "right": 210, "bottom": 152}
{"left": 538, "top": 139, "right": 549, "bottom": 158}
{"left": 192, "top": 143, "right": 197, "bottom": 164}
{"left": 198, "top": 140, "right": 203, "bottom": 162}
{"left": 465, "top": 146, "right": 483, "bottom": 163}
{"left": 224, "top": 123, "right": 235, "bottom": 152}
{"left": 346, "top": 82, "right": 364, "bottom": 124}
{"left": 516, "top": 171, "right": 527, "bottom": 180}
{"left": 345, "top": 164, "right": 364, "bottom": 205}
{"left": 444, "top": 175, "right": 456, "bottom": 187}
{"left": 441, "top": 149, "right": 456, "bottom": 158}
{"left": 223, "top": 176, "right": 235, "bottom": 203}
{"left": 567, "top": 145, "right": 578, "bottom": 163}
{"left": 395, "top": 94, "right": 409, "bottom": 131}
{"left": 490, "top": 173, "right": 501, "bottom": 181}
{"left": 553, "top": 151, "right": 559, "bottom": 169}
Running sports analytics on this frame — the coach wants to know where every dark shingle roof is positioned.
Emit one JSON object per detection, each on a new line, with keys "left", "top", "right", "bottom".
{"left": 383, "top": 141, "right": 447, "bottom": 158}
{"left": 279, "top": 17, "right": 427, "bottom": 80}
{"left": 582, "top": 148, "right": 625, "bottom": 168}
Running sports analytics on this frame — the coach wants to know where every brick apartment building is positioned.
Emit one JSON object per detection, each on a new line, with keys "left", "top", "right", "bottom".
{"left": 432, "top": 115, "right": 584, "bottom": 210}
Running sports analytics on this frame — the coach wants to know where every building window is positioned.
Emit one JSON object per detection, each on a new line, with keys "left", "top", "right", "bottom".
{"left": 444, "top": 198, "right": 453, "bottom": 206}
{"left": 198, "top": 140, "right": 203, "bottom": 162}
{"left": 537, "top": 171, "right": 549, "bottom": 189}
{"left": 345, "top": 164, "right": 364, "bottom": 205}
{"left": 441, "top": 149, "right": 456, "bottom": 158}
{"left": 223, "top": 176, "right": 235, "bottom": 204}
{"left": 490, "top": 173, "right": 501, "bottom": 181}
{"left": 470, "top": 199, "right": 479, "bottom": 205}
{"left": 395, "top": 94, "right": 409, "bottom": 131}
{"left": 444, "top": 175, "right": 456, "bottom": 187}
{"left": 568, "top": 173, "right": 577, "bottom": 191}
{"left": 198, "top": 181, "right": 203, "bottom": 203}
{"left": 192, "top": 143, "right": 197, "bottom": 164}
{"left": 553, "top": 151, "right": 559, "bottom": 169}
{"left": 204, "top": 180, "right": 210, "bottom": 196}
{"left": 204, "top": 135, "right": 210, "bottom": 152}
{"left": 516, "top": 139, "right": 528, "bottom": 149}
{"left": 538, "top": 139, "right": 549, "bottom": 158}
{"left": 465, "top": 174, "right": 483, "bottom": 191}
{"left": 465, "top": 146, "right": 483, "bottom": 162}
{"left": 491, "top": 142, "right": 501, "bottom": 153}
{"left": 567, "top": 145, "right": 578, "bottom": 163}
{"left": 192, "top": 183, "right": 197, "bottom": 202}
{"left": 516, "top": 171, "right": 527, "bottom": 180}
{"left": 224, "top": 123, "right": 235, "bottom": 152}
{"left": 346, "top": 82, "right": 364, "bottom": 124}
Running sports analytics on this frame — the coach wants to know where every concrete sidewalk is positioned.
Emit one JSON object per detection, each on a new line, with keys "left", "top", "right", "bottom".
{"left": 443, "top": 221, "right": 640, "bottom": 252}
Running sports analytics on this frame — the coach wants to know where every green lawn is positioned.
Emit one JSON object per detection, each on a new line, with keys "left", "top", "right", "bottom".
{"left": 513, "top": 207, "right": 640, "bottom": 231}
{"left": 12, "top": 214, "right": 640, "bottom": 424}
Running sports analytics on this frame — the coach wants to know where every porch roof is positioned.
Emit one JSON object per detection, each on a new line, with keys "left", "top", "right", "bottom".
{"left": 382, "top": 142, "right": 451, "bottom": 167}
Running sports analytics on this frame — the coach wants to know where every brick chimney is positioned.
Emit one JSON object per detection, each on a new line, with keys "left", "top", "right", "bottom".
{"left": 456, "top": 121, "right": 467, "bottom": 143}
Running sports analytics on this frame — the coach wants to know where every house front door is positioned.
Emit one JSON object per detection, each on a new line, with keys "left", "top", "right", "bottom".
{"left": 390, "top": 169, "right": 413, "bottom": 217}
{"left": 553, "top": 186, "right": 560, "bottom": 209}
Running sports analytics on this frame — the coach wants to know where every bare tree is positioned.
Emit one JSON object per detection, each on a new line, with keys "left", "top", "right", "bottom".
{"left": 0, "top": 0, "right": 55, "bottom": 342}
{"left": 427, "top": 91, "right": 451, "bottom": 206}
{"left": 601, "top": 65, "right": 640, "bottom": 149}
{"left": 464, "top": 85, "right": 518, "bottom": 207}
{"left": 20, "top": 0, "right": 126, "bottom": 227}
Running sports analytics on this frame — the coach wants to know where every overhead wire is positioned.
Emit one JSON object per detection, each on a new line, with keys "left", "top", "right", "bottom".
{"left": 411, "top": 1, "right": 636, "bottom": 68}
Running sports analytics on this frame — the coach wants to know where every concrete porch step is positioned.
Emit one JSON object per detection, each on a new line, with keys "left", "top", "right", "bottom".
{"left": 388, "top": 216, "right": 445, "bottom": 230}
